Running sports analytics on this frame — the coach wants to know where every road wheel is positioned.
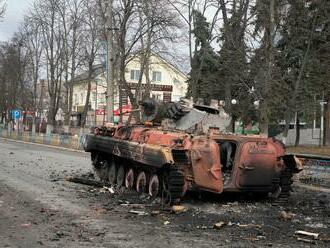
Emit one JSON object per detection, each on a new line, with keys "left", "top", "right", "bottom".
{"left": 108, "top": 160, "right": 117, "bottom": 185}
{"left": 116, "top": 165, "right": 125, "bottom": 187}
{"left": 136, "top": 171, "right": 146, "bottom": 193}
{"left": 125, "top": 168, "right": 134, "bottom": 189}
{"left": 148, "top": 174, "right": 159, "bottom": 197}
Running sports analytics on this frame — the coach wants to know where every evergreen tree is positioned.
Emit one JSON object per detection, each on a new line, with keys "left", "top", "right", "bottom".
{"left": 187, "top": 10, "right": 219, "bottom": 104}
{"left": 307, "top": 0, "right": 330, "bottom": 145}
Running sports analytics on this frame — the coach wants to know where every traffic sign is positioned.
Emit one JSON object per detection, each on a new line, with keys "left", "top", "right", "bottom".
{"left": 11, "top": 110, "right": 21, "bottom": 120}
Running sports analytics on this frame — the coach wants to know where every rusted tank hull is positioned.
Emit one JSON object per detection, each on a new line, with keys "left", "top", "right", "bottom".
{"left": 85, "top": 134, "right": 174, "bottom": 168}
{"left": 84, "top": 127, "right": 301, "bottom": 201}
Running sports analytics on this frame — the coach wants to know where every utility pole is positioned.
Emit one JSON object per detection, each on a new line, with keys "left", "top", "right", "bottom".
{"left": 325, "top": 98, "right": 330, "bottom": 146}
{"left": 106, "top": 0, "right": 114, "bottom": 123}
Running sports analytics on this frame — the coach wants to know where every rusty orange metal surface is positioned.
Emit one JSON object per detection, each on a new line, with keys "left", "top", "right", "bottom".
{"left": 190, "top": 137, "right": 223, "bottom": 193}
{"left": 86, "top": 124, "right": 300, "bottom": 198}
{"left": 234, "top": 141, "right": 282, "bottom": 188}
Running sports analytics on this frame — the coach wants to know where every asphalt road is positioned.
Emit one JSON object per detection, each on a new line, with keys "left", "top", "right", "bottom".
{"left": 0, "top": 139, "right": 329, "bottom": 248}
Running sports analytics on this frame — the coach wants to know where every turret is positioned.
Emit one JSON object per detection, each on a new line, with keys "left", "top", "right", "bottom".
{"left": 139, "top": 98, "right": 231, "bottom": 134}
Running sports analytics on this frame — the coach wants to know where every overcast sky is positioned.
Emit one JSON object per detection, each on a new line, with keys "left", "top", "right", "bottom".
{"left": 0, "top": 0, "right": 33, "bottom": 41}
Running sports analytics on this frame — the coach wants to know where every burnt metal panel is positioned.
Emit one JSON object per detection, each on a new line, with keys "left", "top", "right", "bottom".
{"left": 234, "top": 141, "right": 281, "bottom": 188}
{"left": 190, "top": 138, "right": 223, "bottom": 193}
{"left": 85, "top": 134, "right": 173, "bottom": 167}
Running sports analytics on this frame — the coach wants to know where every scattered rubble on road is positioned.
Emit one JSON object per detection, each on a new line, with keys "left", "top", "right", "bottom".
{"left": 171, "top": 205, "right": 188, "bottom": 214}
{"left": 280, "top": 210, "right": 296, "bottom": 220}
{"left": 129, "top": 210, "right": 148, "bottom": 216}
{"left": 213, "top": 221, "right": 226, "bottom": 229}
{"left": 295, "top": 230, "right": 320, "bottom": 239}
{"left": 65, "top": 176, "right": 112, "bottom": 188}
{"left": 57, "top": 169, "right": 330, "bottom": 247}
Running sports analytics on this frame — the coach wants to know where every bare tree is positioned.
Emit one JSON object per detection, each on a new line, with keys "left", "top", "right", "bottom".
{"left": 136, "top": 0, "right": 182, "bottom": 100}
{"left": 57, "top": 0, "right": 85, "bottom": 129}
{"left": 18, "top": 15, "right": 44, "bottom": 131}
{"left": 0, "top": 43, "right": 21, "bottom": 123}
{"left": 31, "top": 0, "right": 67, "bottom": 133}
{"left": 0, "top": 38, "right": 35, "bottom": 126}
{"left": 166, "top": 0, "right": 221, "bottom": 67}
{"left": 80, "top": 0, "right": 102, "bottom": 127}
{"left": 0, "top": 0, "right": 6, "bottom": 21}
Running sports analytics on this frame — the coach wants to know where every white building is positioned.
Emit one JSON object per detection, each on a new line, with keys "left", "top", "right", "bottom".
{"left": 72, "top": 54, "right": 188, "bottom": 126}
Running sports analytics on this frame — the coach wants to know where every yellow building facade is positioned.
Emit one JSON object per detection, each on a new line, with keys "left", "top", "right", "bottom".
{"left": 72, "top": 54, "right": 188, "bottom": 126}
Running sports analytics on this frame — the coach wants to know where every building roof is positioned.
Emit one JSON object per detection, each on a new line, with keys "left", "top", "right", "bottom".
{"left": 151, "top": 53, "right": 188, "bottom": 79}
{"left": 127, "top": 52, "right": 188, "bottom": 79}
{"left": 72, "top": 64, "right": 105, "bottom": 83}
{"left": 72, "top": 53, "right": 187, "bottom": 84}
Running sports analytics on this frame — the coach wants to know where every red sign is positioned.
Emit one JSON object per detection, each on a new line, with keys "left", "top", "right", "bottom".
{"left": 126, "top": 82, "right": 173, "bottom": 92}
{"left": 96, "top": 109, "right": 106, "bottom": 115}
{"left": 96, "top": 105, "right": 132, "bottom": 116}
{"left": 22, "top": 111, "right": 35, "bottom": 118}
{"left": 114, "top": 105, "right": 132, "bottom": 116}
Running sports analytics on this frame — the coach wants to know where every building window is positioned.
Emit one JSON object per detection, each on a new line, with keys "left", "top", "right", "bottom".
{"left": 130, "top": 70, "right": 141, "bottom": 81}
{"left": 151, "top": 93, "right": 162, "bottom": 100}
{"left": 121, "top": 90, "right": 128, "bottom": 105}
{"left": 74, "top": 94, "right": 78, "bottom": 105}
{"left": 163, "top": 92, "right": 172, "bottom": 103}
{"left": 80, "top": 93, "right": 84, "bottom": 104}
{"left": 92, "top": 92, "right": 97, "bottom": 102}
{"left": 152, "top": 71, "right": 162, "bottom": 82}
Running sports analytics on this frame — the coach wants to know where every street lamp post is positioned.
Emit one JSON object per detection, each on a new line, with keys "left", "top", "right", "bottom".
{"left": 231, "top": 99, "right": 237, "bottom": 133}
{"left": 229, "top": 89, "right": 260, "bottom": 134}
{"left": 320, "top": 100, "right": 327, "bottom": 146}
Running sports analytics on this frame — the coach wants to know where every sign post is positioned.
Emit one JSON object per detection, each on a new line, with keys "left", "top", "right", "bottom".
{"left": 11, "top": 110, "right": 21, "bottom": 131}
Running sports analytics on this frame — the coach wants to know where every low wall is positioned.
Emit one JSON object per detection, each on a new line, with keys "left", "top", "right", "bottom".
{"left": 276, "top": 128, "right": 321, "bottom": 146}
{"left": 298, "top": 157, "right": 330, "bottom": 188}
{"left": 0, "top": 128, "right": 86, "bottom": 150}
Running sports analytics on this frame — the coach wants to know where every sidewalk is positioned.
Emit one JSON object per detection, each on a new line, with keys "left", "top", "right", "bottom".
{"left": 0, "top": 128, "right": 86, "bottom": 150}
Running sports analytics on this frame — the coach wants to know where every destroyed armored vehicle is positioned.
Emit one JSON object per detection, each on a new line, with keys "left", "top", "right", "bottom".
{"left": 84, "top": 99, "right": 302, "bottom": 201}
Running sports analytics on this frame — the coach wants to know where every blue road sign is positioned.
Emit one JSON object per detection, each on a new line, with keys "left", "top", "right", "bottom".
{"left": 11, "top": 110, "right": 21, "bottom": 119}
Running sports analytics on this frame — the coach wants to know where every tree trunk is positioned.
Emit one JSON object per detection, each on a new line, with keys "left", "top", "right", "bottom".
{"left": 259, "top": 107, "right": 269, "bottom": 137}
{"left": 295, "top": 114, "right": 300, "bottom": 147}
{"left": 281, "top": 18, "right": 316, "bottom": 143}
{"left": 282, "top": 113, "right": 292, "bottom": 145}
{"left": 231, "top": 116, "right": 236, "bottom": 133}
{"left": 81, "top": 64, "right": 93, "bottom": 127}
{"left": 144, "top": 54, "right": 151, "bottom": 99}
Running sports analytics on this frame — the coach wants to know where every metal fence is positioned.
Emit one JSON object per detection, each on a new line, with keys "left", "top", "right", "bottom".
{"left": 298, "top": 157, "right": 330, "bottom": 188}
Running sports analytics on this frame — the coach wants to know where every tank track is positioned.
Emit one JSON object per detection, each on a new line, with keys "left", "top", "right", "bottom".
{"left": 168, "top": 169, "right": 185, "bottom": 200}
{"left": 278, "top": 167, "right": 295, "bottom": 200}
{"left": 91, "top": 153, "right": 186, "bottom": 203}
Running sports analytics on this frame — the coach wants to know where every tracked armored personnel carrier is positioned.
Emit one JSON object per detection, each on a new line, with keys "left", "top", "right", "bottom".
{"left": 84, "top": 99, "right": 302, "bottom": 201}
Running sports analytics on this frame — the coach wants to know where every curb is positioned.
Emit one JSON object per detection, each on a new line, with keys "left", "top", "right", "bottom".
{"left": 295, "top": 182, "right": 330, "bottom": 193}
{"left": 0, "top": 137, "right": 86, "bottom": 154}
